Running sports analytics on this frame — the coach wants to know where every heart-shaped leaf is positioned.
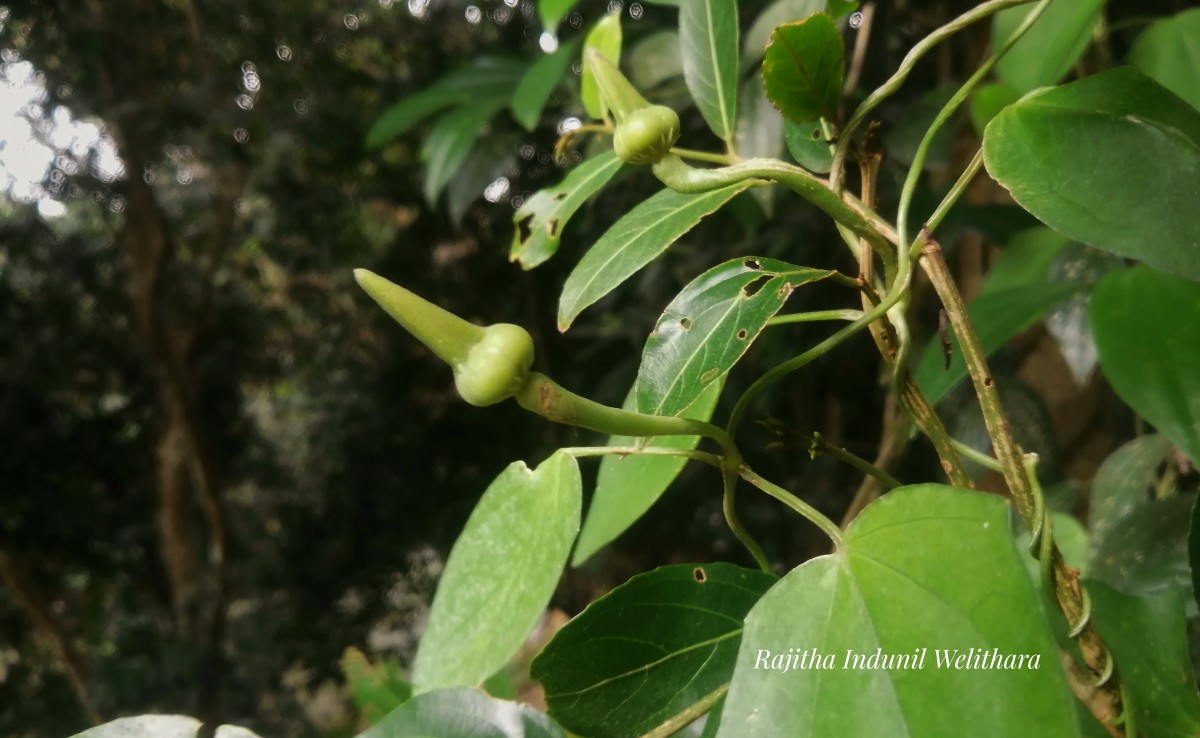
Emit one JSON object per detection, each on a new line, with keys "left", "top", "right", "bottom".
{"left": 984, "top": 68, "right": 1200, "bottom": 282}
{"left": 636, "top": 257, "right": 833, "bottom": 416}
{"left": 761, "top": 13, "right": 844, "bottom": 124}
{"left": 969, "top": 82, "right": 1020, "bottom": 135}
{"left": 413, "top": 451, "right": 581, "bottom": 692}
{"left": 511, "top": 152, "right": 624, "bottom": 270}
{"left": 1091, "top": 265, "right": 1200, "bottom": 465}
{"left": 533, "top": 563, "right": 775, "bottom": 737}
{"left": 359, "top": 687, "right": 567, "bottom": 738}
{"left": 991, "top": 0, "right": 1104, "bottom": 93}
{"left": 785, "top": 119, "right": 833, "bottom": 173}
{"left": 558, "top": 183, "right": 751, "bottom": 331}
{"left": 1088, "top": 583, "right": 1200, "bottom": 737}
{"left": 718, "top": 485, "right": 1080, "bottom": 737}
{"left": 680, "top": 0, "right": 739, "bottom": 141}
{"left": 572, "top": 380, "right": 723, "bottom": 566}
{"left": 1087, "top": 434, "right": 1192, "bottom": 597}
{"left": 741, "top": 0, "right": 825, "bottom": 71}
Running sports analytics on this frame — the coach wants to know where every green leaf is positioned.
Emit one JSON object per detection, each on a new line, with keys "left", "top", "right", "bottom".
{"left": 1042, "top": 244, "right": 1124, "bottom": 385}
{"left": 533, "top": 563, "right": 775, "bottom": 737}
{"left": 512, "top": 39, "right": 581, "bottom": 131}
{"left": 1087, "top": 434, "right": 1192, "bottom": 597}
{"left": 983, "top": 67, "right": 1200, "bottom": 282}
{"left": 341, "top": 647, "right": 412, "bottom": 724}
{"left": 826, "top": 0, "right": 858, "bottom": 18}
{"left": 784, "top": 119, "right": 832, "bottom": 173}
{"left": 1091, "top": 265, "right": 1200, "bottom": 465}
{"left": 422, "top": 97, "right": 508, "bottom": 204}
{"left": 626, "top": 31, "right": 684, "bottom": 92}
{"left": 366, "top": 58, "right": 526, "bottom": 148}
{"left": 1130, "top": 9, "right": 1200, "bottom": 113}
{"left": 761, "top": 14, "right": 843, "bottom": 125}
{"left": 735, "top": 77, "right": 785, "bottom": 214}
{"left": 360, "top": 687, "right": 567, "bottom": 738}
{"left": 741, "top": 0, "right": 825, "bottom": 71}
{"left": 977, "top": 227, "right": 1069, "bottom": 297}
{"left": 635, "top": 257, "right": 833, "bottom": 416}
{"left": 445, "top": 132, "right": 518, "bottom": 226}
{"left": 71, "top": 717, "right": 262, "bottom": 738}
{"left": 412, "top": 451, "right": 581, "bottom": 692}
{"left": 581, "top": 13, "right": 622, "bottom": 120}
{"left": 680, "top": 0, "right": 740, "bottom": 141}
{"left": 511, "top": 152, "right": 624, "bottom": 270}
{"left": 558, "top": 183, "right": 751, "bottom": 331}
{"left": 572, "top": 380, "right": 723, "bottom": 566}
{"left": 699, "top": 696, "right": 725, "bottom": 738}
{"left": 991, "top": 0, "right": 1104, "bottom": 93}
{"left": 735, "top": 77, "right": 785, "bottom": 161}
{"left": 914, "top": 281, "right": 1084, "bottom": 406}
{"left": 718, "top": 485, "right": 1079, "bottom": 737}
{"left": 1087, "top": 582, "right": 1200, "bottom": 737}
{"left": 968, "top": 82, "right": 1020, "bottom": 136}
{"left": 538, "top": 0, "right": 577, "bottom": 33}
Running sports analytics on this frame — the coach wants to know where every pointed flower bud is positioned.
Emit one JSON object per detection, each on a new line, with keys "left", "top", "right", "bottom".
{"left": 355, "top": 269, "right": 534, "bottom": 406}
{"left": 585, "top": 48, "right": 680, "bottom": 165}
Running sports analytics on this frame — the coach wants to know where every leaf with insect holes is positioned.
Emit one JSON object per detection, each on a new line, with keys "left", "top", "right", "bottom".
{"left": 636, "top": 257, "right": 832, "bottom": 417}
{"left": 761, "top": 13, "right": 844, "bottom": 124}
{"left": 1091, "top": 265, "right": 1200, "bottom": 465}
{"left": 510, "top": 152, "right": 624, "bottom": 270}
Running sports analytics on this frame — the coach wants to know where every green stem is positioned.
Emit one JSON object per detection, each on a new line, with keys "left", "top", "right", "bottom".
{"left": 831, "top": 0, "right": 1040, "bottom": 191}
{"left": 811, "top": 432, "right": 903, "bottom": 491}
{"left": 516, "top": 372, "right": 737, "bottom": 453}
{"left": 897, "top": 0, "right": 1051, "bottom": 252}
{"left": 639, "top": 683, "right": 729, "bottom": 738}
{"left": 670, "top": 146, "right": 733, "bottom": 165}
{"left": 727, "top": 317, "right": 870, "bottom": 436}
{"left": 768, "top": 309, "right": 864, "bottom": 326}
{"left": 724, "top": 473, "right": 772, "bottom": 573}
{"left": 562, "top": 445, "right": 723, "bottom": 467}
{"left": 921, "top": 238, "right": 1123, "bottom": 722}
{"left": 886, "top": 0, "right": 1050, "bottom": 430}
{"left": 652, "top": 154, "right": 896, "bottom": 266}
{"left": 950, "top": 438, "right": 1003, "bottom": 474}
{"left": 927, "top": 148, "right": 984, "bottom": 235}
{"left": 739, "top": 466, "right": 844, "bottom": 548}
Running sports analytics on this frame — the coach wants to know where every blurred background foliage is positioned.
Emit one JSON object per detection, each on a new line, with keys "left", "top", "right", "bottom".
{"left": 0, "top": 0, "right": 1192, "bottom": 735}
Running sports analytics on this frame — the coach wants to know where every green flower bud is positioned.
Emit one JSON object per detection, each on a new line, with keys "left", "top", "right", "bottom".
{"left": 613, "top": 105, "right": 681, "bottom": 165}
{"left": 354, "top": 269, "right": 535, "bottom": 407}
{"left": 585, "top": 48, "right": 680, "bottom": 165}
{"left": 453, "top": 323, "right": 535, "bottom": 406}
